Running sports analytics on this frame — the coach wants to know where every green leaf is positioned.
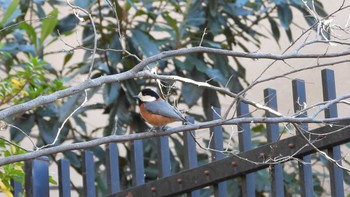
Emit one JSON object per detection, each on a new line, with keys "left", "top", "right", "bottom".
{"left": 130, "top": 29, "right": 160, "bottom": 57}
{"left": 313, "top": 1, "right": 327, "bottom": 17}
{"left": 185, "top": 55, "right": 230, "bottom": 85}
{"left": 162, "top": 12, "right": 178, "bottom": 40}
{"left": 63, "top": 53, "right": 73, "bottom": 67}
{"left": 277, "top": 4, "right": 292, "bottom": 30}
{"left": 73, "top": 0, "right": 95, "bottom": 9}
{"left": 252, "top": 124, "right": 266, "bottom": 133}
{"left": 208, "top": 1, "right": 218, "bottom": 17}
{"left": 37, "top": 118, "right": 58, "bottom": 144}
{"left": 40, "top": 8, "right": 58, "bottom": 44}
{"left": 273, "top": 0, "right": 286, "bottom": 4}
{"left": 206, "top": 54, "right": 242, "bottom": 92}
{"left": 115, "top": 93, "right": 132, "bottom": 124}
{"left": 235, "top": 0, "right": 248, "bottom": 6}
{"left": 0, "top": 139, "right": 5, "bottom": 147}
{"left": 181, "top": 72, "right": 205, "bottom": 107}
{"left": 174, "top": 58, "right": 194, "bottom": 71}
{"left": 202, "top": 88, "right": 220, "bottom": 120}
{"left": 185, "top": 0, "right": 205, "bottom": 26}
{"left": 289, "top": 0, "right": 303, "bottom": 6}
{"left": 64, "top": 151, "right": 81, "bottom": 168}
{"left": 10, "top": 114, "right": 35, "bottom": 142}
{"left": 343, "top": 170, "right": 350, "bottom": 186}
{"left": 49, "top": 175, "right": 58, "bottom": 185}
{"left": 0, "top": 0, "right": 20, "bottom": 26}
{"left": 107, "top": 36, "right": 122, "bottom": 67}
{"left": 225, "top": 4, "right": 253, "bottom": 17}
{"left": 73, "top": 115, "right": 87, "bottom": 133}
{"left": 235, "top": 58, "right": 246, "bottom": 80}
{"left": 286, "top": 28, "right": 293, "bottom": 42}
{"left": 37, "top": 116, "right": 69, "bottom": 146}
{"left": 58, "top": 93, "right": 81, "bottom": 122}
{"left": 103, "top": 83, "right": 121, "bottom": 106}
{"left": 268, "top": 18, "right": 280, "bottom": 42}
{"left": 20, "top": 22, "right": 37, "bottom": 47}
{"left": 55, "top": 14, "right": 79, "bottom": 35}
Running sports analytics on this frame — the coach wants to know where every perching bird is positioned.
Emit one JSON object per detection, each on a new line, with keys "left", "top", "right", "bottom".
{"left": 134, "top": 88, "right": 187, "bottom": 127}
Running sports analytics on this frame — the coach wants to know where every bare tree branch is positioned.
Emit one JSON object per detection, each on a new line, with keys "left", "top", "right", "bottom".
{"left": 2, "top": 46, "right": 350, "bottom": 120}
{"left": 1, "top": 116, "right": 350, "bottom": 166}
{"left": 0, "top": 122, "right": 207, "bottom": 165}
{"left": 66, "top": 0, "right": 98, "bottom": 79}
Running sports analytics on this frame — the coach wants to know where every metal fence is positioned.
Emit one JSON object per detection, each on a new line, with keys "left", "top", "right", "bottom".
{"left": 10, "top": 69, "right": 349, "bottom": 196}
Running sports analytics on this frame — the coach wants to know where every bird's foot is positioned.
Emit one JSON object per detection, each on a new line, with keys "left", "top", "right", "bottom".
{"left": 149, "top": 126, "right": 169, "bottom": 132}
{"left": 160, "top": 125, "right": 170, "bottom": 131}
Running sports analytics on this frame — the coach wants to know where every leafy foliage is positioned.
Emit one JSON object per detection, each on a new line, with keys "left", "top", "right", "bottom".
{"left": 0, "top": 0, "right": 332, "bottom": 196}
{"left": 0, "top": 141, "right": 25, "bottom": 197}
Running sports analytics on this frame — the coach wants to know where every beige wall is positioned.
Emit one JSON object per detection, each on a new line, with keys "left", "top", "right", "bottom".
{"left": 236, "top": 0, "right": 350, "bottom": 119}
{"left": 4, "top": 1, "right": 349, "bottom": 196}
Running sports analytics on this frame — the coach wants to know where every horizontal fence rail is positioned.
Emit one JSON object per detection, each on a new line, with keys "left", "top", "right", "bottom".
{"left": 7, "top": 69, "right": 349, "bottom": 196}
{"left": 110, "top": 119, "right": 350, "bottom": 197}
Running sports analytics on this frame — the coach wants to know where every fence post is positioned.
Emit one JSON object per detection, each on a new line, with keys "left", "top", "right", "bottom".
{"left": 264, "top": 88, "right": 285, "bottom": 197}
{"left": 237, "top": 101, "right": 255, "bottom": 197}
{"left": 25, "top": 156, "right": 50, "bottom": 197}
{"left": 58, "top": 159, "right": 71, "bottom": 197}
{"left": 106, "top": 143, "right": 121, "bottom": 193}
{"left": 82, "top": 150, "right": 96, "bottom": 197}
{"left": 292, "top": 79, "right": 314, "bottom": 197}
{"left": 157, "top": 136, "right": 171, "bottom": 177}
{"left": 321, "top": 69, "right": 344, "bottom": 197}
{"left": 209, "top": 107, "right": 227, "bottom": 197}
{"left": 183, "top": 117, "right": 200, "bottom": 197}
{"left": 131, "top": 139, "right": 145, "bottom": 186}
{"left": 11, "top": 179, "right": 22, "bottom": 197}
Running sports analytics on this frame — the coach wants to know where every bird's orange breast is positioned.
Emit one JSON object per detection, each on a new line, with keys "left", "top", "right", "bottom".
{"left": 140, "top": 103, "right": 178, "bottom": 126}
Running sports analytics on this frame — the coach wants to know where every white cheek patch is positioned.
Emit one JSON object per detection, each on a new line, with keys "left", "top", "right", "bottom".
{"left": 138, "top": 94, "right": 157, "bottom": 102}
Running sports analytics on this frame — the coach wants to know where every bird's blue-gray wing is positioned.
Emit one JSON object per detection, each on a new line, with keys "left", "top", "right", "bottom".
{"left": 145, "top": 100, "right": 186, "bottom": 121}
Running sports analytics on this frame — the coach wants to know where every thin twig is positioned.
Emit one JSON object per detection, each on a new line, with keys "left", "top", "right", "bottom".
{"left": 66, "top": 0, "right": 98, "bottom": 80}
{"left": 293, "top": 123, "right": 350, "bottom": 172}
{"left": 0, "top": 136, "right": 30, "bottom": 152}
{"left": 2, "top": 117, "right": 350, "bottom": 166}
{"left": 38, "top": 90, "right": 88, "bottom": 150}
{"left": 199, "top": 27, "right": 207, "bottom": 46}
{"left": 2, "top": 46, "right": 350, "bottom": 120}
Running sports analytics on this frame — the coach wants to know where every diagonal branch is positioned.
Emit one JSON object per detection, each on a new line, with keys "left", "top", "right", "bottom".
{"left": 2, "top": 46, "right": 350, "bottom": 120}
{"left": 1, "top": 116, "right": 350, "bottom": 166}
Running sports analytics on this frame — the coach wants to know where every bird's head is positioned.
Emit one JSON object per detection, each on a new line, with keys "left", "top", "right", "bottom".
{"left": 134, "top": 88, "right": 160, "bottom": 103}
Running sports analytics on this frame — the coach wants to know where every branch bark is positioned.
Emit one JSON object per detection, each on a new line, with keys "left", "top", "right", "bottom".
{"left": 2, "top": 46, "right": 350, "bottom": 120}
{"left": 1, "top": 115, "right": 350, "bottom": 166}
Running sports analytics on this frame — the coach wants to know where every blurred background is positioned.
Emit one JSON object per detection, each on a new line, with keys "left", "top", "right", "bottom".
{"left": 1, "top": 0, "right": 350, "bottom": 196}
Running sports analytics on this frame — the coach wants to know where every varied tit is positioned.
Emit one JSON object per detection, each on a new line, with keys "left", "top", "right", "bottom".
{"left": 134, "top": 88, "right": 187, "bottom": 127}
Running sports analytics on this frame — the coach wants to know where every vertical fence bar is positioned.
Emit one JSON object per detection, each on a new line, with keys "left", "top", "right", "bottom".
{"left": 321, "top": 69, "right": 344, "bottom": 197}
{"left": 292, "top": 79, "right": 314, "bottom": 197}
{"left": 82, "top": 150, "right": 96, "bottom": 197}
{"left": 209, "top": 107, "right": 227, "bottom": 197}
{"left": 237, "top": 102, "right": 255, "bottom": 197}
{"left": 131, "top": 139, "right": 145, "bottom": 186}
{"left": 183, "top": 118, "right": 200, "bottom": 197}
{"left": 11, "top": 178, "right": 22, "bottom": 197}
{"left": 157, "top": 136, "right": 171, "bottom": 177}
{"left": 263, "top": 88, "right": 284, "bottom": 197}
{"left": 58, "top": 159, "right": 71, "bottom": 197}
{"left": 106, "top": 143, "right": 121, "bottom": 193}
{"left": 25, "top": 156, "right": 50, "bottom": 197}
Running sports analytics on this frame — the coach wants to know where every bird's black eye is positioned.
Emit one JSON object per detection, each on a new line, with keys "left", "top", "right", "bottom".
{"left": 141, "top": 88, "right": 160, "bottom": 99}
